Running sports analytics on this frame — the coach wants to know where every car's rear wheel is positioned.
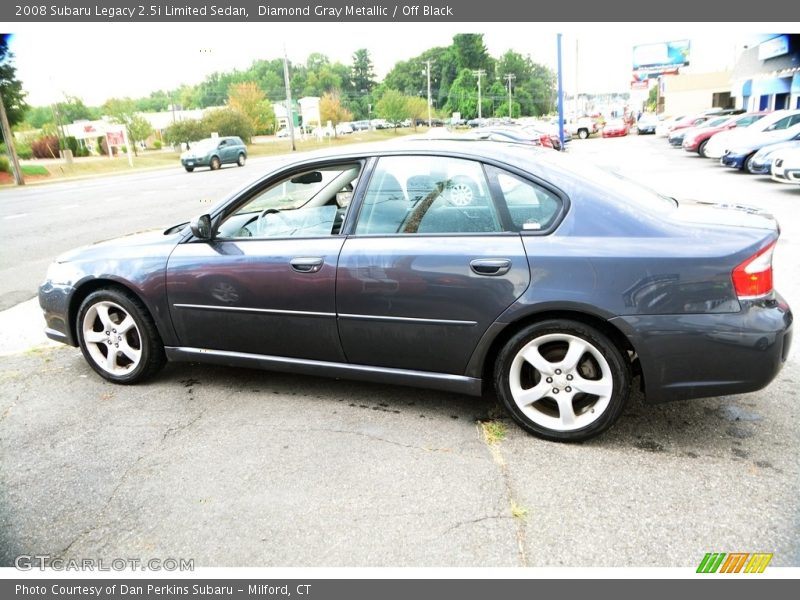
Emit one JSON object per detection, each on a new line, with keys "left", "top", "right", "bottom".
{"left": 210, "top": 156, "right": 221, "bottom": 170}
{"left": 697, "top": 139, "right": 709, "bottom": 157}
{"left": 494, "top": 319, "right": 631, "bottom": 442}
{"left": 77, "top": 289, "right": 166, "bottom": 384}
{"left": 237, "top": 153, "right": 246, "bottom": 167}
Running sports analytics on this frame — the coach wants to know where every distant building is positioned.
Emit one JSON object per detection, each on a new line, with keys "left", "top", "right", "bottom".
{"left": 730, "top": 35, "right": 800, "bottom": 111}
{"left": 661, "top": 71, "right": 733, "bottom": 116}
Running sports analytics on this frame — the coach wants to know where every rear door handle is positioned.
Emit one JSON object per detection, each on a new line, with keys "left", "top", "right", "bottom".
{"left": 470, "top": 258, "right": 511, "bottom": 276}
{"left": 290, "top": 257, "right": 324, "bottom": 273}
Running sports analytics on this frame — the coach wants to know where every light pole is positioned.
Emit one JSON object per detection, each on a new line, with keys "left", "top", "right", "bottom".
{"left": 283, "top": 46, "right": 296, "bottom": 152}
{"left": 504, "top": 73, "right": 516, "bottom": 118}
{"left": 425, "top": 60, "right": 432, "bottom": 127}
{"left": 472, "top": 69, "right": 485, "bottom": 120}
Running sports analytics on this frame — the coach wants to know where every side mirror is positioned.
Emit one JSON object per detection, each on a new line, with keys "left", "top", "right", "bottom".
{"left": 190, "top": 214, "right": 212, "bottom": 240}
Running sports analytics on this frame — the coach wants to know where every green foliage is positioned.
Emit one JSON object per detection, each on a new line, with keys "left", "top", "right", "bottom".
{"left": 127, "top": 115, "right": 153, "bottom": 154}
{"left": 202, "top": 108, "right": 254, "bottom": 143}
{"left": 164, "top": 119, "right": 210, "bottom": 146}
{"left": 376, "top": 90, "right": 409, "bottom": 128}
{"left": 153, "top": 139, "right": 162, "bottom": 150}
{"left": 228, "top": 82, "right": 275, "bottom": 135}
{"left": 351, "top": 49, "right": 376, "bottom": 93}
{"left": 0, "top": 155, "right": 9, "bottom": 173}
{"left": 0, "top": 35, "right": 30, "bottom": 139}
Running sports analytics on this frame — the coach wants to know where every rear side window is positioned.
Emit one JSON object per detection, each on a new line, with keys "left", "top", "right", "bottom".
{"left": 486, "top": 166, "right": 562, "bottom": 231}
{"left": 354, "top": 155, "right": 502, "bottom": 235}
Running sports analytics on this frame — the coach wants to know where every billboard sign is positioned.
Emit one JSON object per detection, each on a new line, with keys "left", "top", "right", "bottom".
{"left": 633, "top": 40, "right": 691, "bottom": 73}
{"left": 758, "top": 35, "right": 789, "bottom": 61}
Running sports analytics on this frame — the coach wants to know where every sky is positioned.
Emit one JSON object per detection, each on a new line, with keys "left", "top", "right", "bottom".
{"left": 6, "top": 22, "right": 798, "bottom": 108}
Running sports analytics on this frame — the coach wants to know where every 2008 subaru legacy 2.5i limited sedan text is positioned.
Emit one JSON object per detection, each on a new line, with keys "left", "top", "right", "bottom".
{"left": 39, "top": 140, "right": 793, "bottom": 442}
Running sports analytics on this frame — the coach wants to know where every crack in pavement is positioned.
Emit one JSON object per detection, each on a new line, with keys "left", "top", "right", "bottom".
{"left": 58, "top": 407, "right": 207, "bottom": 558}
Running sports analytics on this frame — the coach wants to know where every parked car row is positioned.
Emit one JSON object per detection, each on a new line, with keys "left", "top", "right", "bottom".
{"left": 661, "top": 108, "right": 800, "bottom": 184}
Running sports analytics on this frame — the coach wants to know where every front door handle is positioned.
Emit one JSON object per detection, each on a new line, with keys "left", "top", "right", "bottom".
{"left": 470, "top": 258, "right": 511, "bottom": 276}
{"left": 290, "top": 257, "right": 324, "bottom": 273}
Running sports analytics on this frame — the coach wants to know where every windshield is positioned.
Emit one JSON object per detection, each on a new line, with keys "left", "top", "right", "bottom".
{"left": 189, "top": 139, "right": 218, "bottom": 152}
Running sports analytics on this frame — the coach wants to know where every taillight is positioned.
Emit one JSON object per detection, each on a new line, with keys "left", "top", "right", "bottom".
{"left": 732, "top": 242, "right": 776, "bottom": 299}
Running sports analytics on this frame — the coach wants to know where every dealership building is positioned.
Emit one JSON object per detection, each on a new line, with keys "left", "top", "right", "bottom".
{"left": 648, "top": 35, "right": 799, "bottom": 116}
{"left": 730, "top": 35, "right": 800, "bottom": 112}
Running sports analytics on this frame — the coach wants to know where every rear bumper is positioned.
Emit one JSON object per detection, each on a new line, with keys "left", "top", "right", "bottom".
{"left": 611, "top": 295, "right": 793, "bottom": 404}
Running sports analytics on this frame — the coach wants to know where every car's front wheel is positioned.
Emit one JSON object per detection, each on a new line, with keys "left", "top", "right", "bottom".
{"left": 494, "top": 319, "right": 631, "bottom": 442}
{"left": 76, "top": 288, "right": 166, "bottom": 384}
{"left": 237, "top": 153, "right": 246, "bottom": 167}
{"left": 578, "top": 128, "right": 589, "bottom": 139}
{"left": 184, "top": 166, "right": 194, "bottom": 172}
{"left": 697, "top": 139, "right": 709, "bottom": 158}
{"left": 210, "top": 156, "right": 221, "bottom": 170}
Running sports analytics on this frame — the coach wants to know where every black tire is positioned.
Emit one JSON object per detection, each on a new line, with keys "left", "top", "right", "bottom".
{"left": 237, "top": 153, "right": 246, "bottom": 167}
{"left": 184, "top": 166, "right": 194, "bottom": 172}
{"left": 76, "top": 288, "right": 166, "bottom": 384}
{"left": 494, "top": 319, "right": 631, "bottom": 442}
{"left": 578, "top": 128, "right": 589, "bottom": 140}
{"left": 744, "top": 153, "right": 757, "bottom": 173}
{"left": 210, "top": 156, "right": 221, "bottom": 171}
{"left": 697, "top": 139, "right": 709, "bottom": 158}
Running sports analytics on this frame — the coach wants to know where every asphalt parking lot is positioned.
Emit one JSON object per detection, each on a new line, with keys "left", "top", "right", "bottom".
{"left": 1, "top": 134, "right": 798, "bottom": 568}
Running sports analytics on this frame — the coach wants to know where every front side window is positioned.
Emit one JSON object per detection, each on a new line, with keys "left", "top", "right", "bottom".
{"left": 217, "top": 164, "right": 360, "bottom": 239}
{"left": 354, "top": 155, "right": 501, "bottom": 235}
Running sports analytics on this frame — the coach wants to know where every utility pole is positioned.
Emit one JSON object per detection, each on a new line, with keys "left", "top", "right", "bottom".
{"left": 472, "top": 69, "right": 486, "bottom": 120}
{"left": 504, "top": 73, "right": 516, "bottom": 118}
{"left": 0, "top": 89, "right": 24, "bottom": 185}
{"left": 425, "top": 60, "right": 432, "bottom": 127}
{"left": 574, "top": 38, "right": 580, "bottom": 117}
{"left": 283, "top": 47, "right": 296, "bottom": 151}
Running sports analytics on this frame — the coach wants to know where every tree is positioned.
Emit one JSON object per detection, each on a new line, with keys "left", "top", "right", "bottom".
{"left": 320, "top": 90, "right": 352, "bottom": 137}
{"left": 55, "top": 95, "right": 100, "bottom": 123}
{"left": 452, "top": 34, "right": 492, "bottom": 72}
{"left": 376, "top": 89, "right": 409, "bottom": 129}
{"left": 127, "top": 115, "right": 153, "bottom": 153}
{"left": 405, "top": 96, "right": 428, "bottom": 129}
{"left": 444, "top": 69, "right": 478, "bottom": 119}
{"left": 352, "top": 49, "right": 376, "bottom": 93}
{"left": 228, "top": 82, "right": 275, "bottom": 134}
{"left": 0, "top": 34, "right": 29, "bottom": 142}
{"left": 202, "top": 108, "right": 254, "bottom": 142}
{"left": 103, "top": 97, "right": 148, "bottom": 155}
{"left": 164, "top": 119, "right": 210, "bottom": 146}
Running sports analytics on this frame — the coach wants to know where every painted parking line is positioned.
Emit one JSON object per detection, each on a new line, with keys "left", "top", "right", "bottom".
{"left": 4, "top": 213, "right": 30, "bottom": 220}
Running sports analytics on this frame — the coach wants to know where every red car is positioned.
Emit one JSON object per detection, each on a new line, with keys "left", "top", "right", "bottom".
{"left": 602, "top": 119, "right": 629, "bottom": 138}
{"left": 682, "top": 112, "right": 771, "bottom": 157}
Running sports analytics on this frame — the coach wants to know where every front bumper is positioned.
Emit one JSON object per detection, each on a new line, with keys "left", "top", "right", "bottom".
{"left": 720, "top": 153, "right": 746, "bottom": 169}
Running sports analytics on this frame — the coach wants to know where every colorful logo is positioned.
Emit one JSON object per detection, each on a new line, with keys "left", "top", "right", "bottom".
{"left": 697, "top": 553, "right": 773, "bottom": 573}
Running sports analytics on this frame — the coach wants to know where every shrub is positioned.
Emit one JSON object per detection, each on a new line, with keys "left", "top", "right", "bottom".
{"left": 16, "top": 140, "right": 33, "bottom": 160}
{"left": 64, "top": 136, "right": 79, "bottom": 155}
{"left": 202, "top": 109, "right": 254, "bottom": 143}
{"left": 0, "top": 155, "right": 9, "bottom": 173}
{"left": 153, "top": 139, "right": 162, "bottom": 150}
{"left": 97, "top": 136, "right": 108, "bottom": 156}
{"left": 31, "top": 135, "right": 60, "bottom": 159}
